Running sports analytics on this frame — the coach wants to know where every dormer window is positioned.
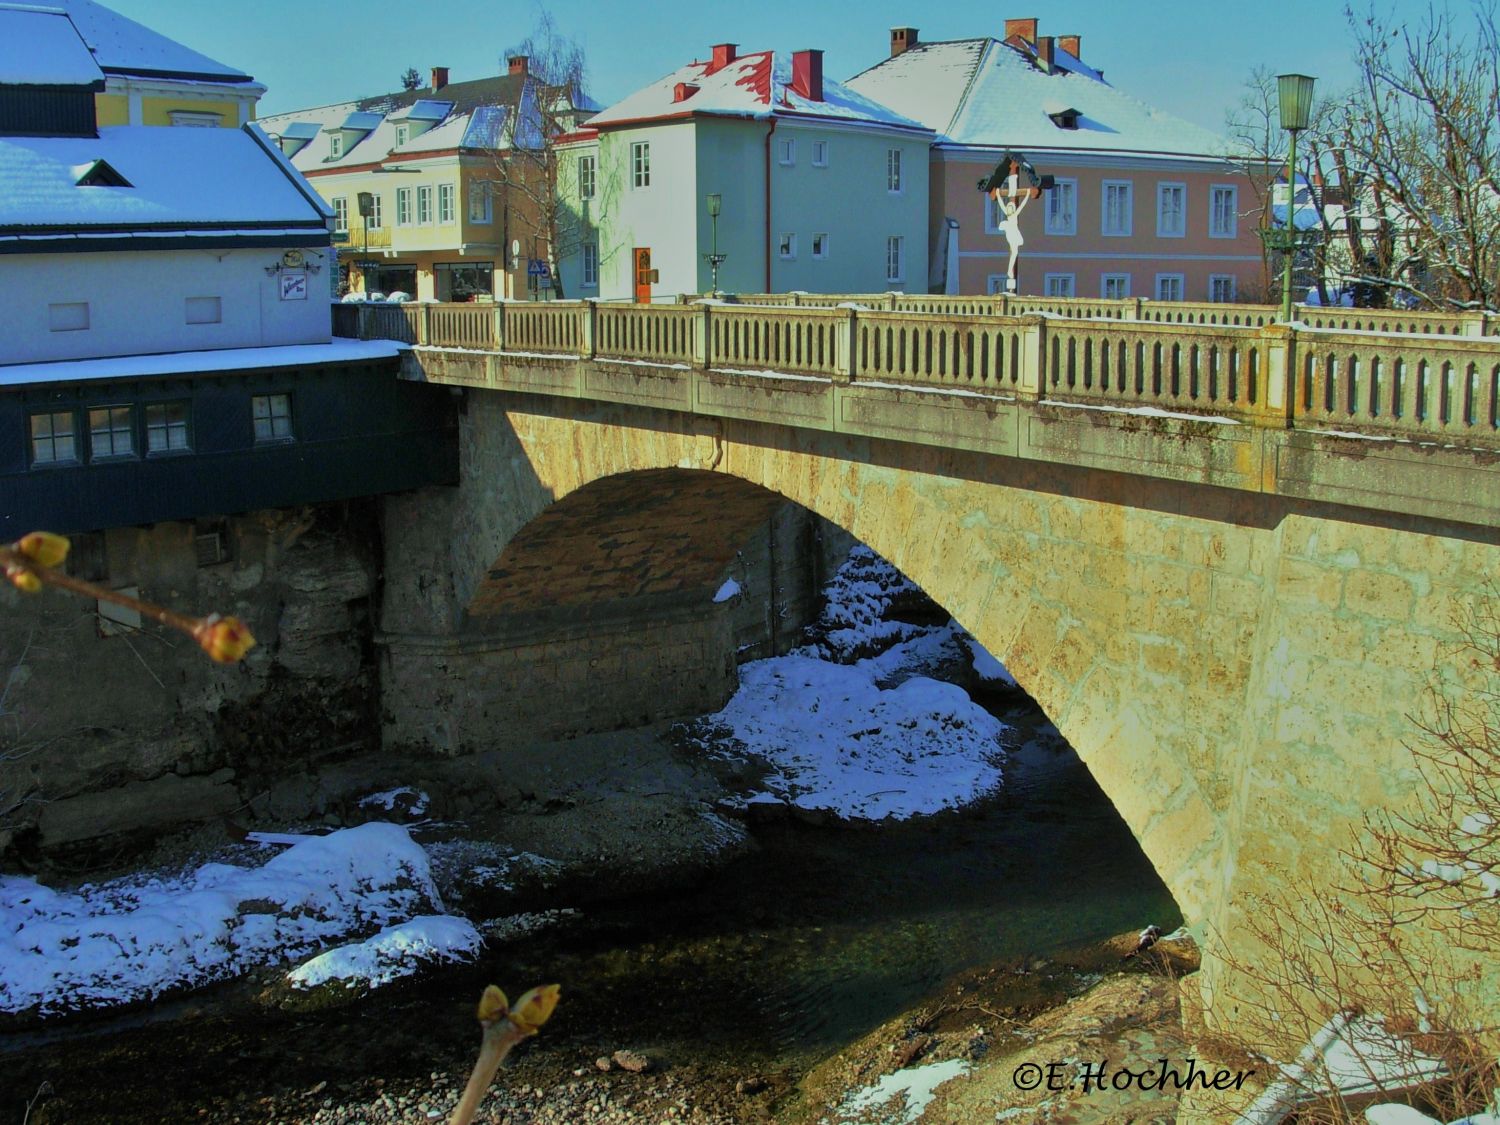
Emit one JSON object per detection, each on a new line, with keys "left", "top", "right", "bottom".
{"left": 1048, "top": 107, "right": 1081, "bottom": 130}
{"left": 73, "top": 159, "right": 131, "bottom": 188}
{"left": 395, "top": 123, "right": 409, "bottom": 146}
{"left": 330, "top": 134, "right": 343, "bottom": 158}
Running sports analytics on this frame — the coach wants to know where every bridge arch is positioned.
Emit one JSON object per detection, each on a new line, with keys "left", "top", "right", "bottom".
{"left": 382, "top": 389, "right": 1499, "bottom": 1023}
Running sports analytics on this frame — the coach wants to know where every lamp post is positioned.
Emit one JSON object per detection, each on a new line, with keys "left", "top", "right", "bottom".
{"left": 704, "top": 193, "right": 727, "bottom": 297}
{"left": 1275, "top": 73, "right": 1316, "bottom": 323}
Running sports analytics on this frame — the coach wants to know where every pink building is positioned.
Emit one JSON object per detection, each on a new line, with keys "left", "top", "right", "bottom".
{"left": 847, "top": 20, "right": 1266, "bottom": 301}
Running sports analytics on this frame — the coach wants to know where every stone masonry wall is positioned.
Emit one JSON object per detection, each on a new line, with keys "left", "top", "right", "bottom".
{"left": 0, "top": 503, "right": 379, "bottom": 864}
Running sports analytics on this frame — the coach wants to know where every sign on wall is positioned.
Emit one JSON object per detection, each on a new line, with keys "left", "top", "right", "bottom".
{"left": 279, "top": 271, "right": 308, "bottom": 301}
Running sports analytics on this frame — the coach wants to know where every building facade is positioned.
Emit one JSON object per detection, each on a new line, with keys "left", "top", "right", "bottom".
{"left": 847, "top": 20, "right": 1266, "bottom": 300}
{"left": 259, "top": 61, "right": 593, "bottom": 302}
{"left": 0, "top": 4, "right": 456, "bottom": 536}
{"left": 555, "top": 44, "right": 932, "bottom": 301}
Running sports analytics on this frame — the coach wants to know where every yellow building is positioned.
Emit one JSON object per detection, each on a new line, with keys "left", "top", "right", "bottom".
{"left": 260, "top": 61, "right": 593, "bottom": 301}
{"left": 56, "top": 0, "right": 263, "bottom": 127}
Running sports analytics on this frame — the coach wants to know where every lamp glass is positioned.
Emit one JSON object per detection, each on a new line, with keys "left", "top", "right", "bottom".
{"left": 1276, "top": 73, "right": 1316, "bottom": 131}
{"left": 707, "top": 193, "right": 722, "bottom": 218}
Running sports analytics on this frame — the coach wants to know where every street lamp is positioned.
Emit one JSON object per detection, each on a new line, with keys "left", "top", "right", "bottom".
{"left": 704, "top": 193, "right": 727, "bottom": 297}
{"left": 1275, "top": 73, "right": 1316, "bottom": 322}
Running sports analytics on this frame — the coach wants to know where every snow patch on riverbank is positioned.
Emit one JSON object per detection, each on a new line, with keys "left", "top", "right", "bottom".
{"left": 0, "top": 823, "right": 450, "bottom": 1016}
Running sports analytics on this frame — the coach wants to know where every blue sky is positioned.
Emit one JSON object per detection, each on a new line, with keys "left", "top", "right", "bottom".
{"left": 104, "top": 0, "right": 1370, "bottom": 133}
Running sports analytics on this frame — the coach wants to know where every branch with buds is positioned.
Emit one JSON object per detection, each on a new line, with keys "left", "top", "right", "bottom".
{"left": 1, "top": 531, "right": 256, "bottom": 664}
{"left": 449, "top": 983, "right": 561, "bottom": 1125}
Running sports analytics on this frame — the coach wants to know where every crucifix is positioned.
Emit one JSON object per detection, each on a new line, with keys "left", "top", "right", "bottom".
{"left": 979, "top": 154, "right": 1051, "bottom": 293}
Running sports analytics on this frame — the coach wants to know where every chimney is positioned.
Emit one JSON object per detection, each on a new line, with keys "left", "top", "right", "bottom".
{"left": 1058, "top": 34, "right": 1080, "bottom": 58}
{"left": 890, "top": 27, "right": 919, "bottom": 57}
{"left": 430, "top": 66, "right": 449, "bottom": 91}
{"left": 791, "top": 49, "right": 824, "bottom": 101}
{"left": 708, "top": 43, "right": 738, "bottom": 74}
{"left": 1036, "top": 35, "right": 1055, "bottom": 73}
{"left": 673, "top": 82, "right": 699, "bottom": 103}
{"left": 1004, "top": 18, "right": 1038, "bottom": 44}
{"left": 508, "top": 55, "right": 529, "bottom": 77}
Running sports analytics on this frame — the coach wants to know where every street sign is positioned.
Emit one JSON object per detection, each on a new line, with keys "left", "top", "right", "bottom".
{"left": 527, "top": 258, "right": 551, "bottom": 279}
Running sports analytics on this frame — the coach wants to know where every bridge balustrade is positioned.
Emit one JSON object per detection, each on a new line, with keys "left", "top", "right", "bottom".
{"left": 596, "top": 304, "right": 696, "bottom": 365}
{"left": 707, "top": 305, "right": 846, "bottom": 378}
{"left": 1044, "top": 321, "right": 1266, "bottom": 415}
{"left": 853, "top": 313, "right": 1026, "bottom": 391}
{"left": 1297, "top": 330, "right": 1500, "bottom": 440}
{"left": 336, "top": 298, "right": 1500, "bottom": 447}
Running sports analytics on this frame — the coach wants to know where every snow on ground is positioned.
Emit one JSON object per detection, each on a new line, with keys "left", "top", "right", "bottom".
{"left": 713, "top": 577, "right": 742, "bottom": 603}
{"left": 837, "top": 1057, "right": 972, "bottom": 1124}
{"left": 703, "top": 655, "right": 1007, "bottom": 820}
{"left": 286, "top": 915, "right": 481, "bottom": 992}
{"left": 698, "top": 544, "right": 1017, "bottom": 821}
{"left": 0, "top": 823, "right": 449, "bottom": 1016}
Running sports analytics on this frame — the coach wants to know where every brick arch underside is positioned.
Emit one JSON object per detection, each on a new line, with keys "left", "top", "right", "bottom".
{"left": 459, "top": 398, "right": 1228, "bottom": 929}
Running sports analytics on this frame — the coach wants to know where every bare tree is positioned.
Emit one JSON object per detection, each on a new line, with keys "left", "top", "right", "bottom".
{"left": 400, "top": 66, "right": 422, "bottom": 92}
{"left": 1333, "top": 1, "right": 1500, "bottom": 310}
{"left": 488, "top": 13, "right": 596, "bottom": 300}
{"left": 1225, "top": 67, "right": 1285, "bottom": 301}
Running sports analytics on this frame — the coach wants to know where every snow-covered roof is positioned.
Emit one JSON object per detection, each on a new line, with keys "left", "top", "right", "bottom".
{"left": 846, "top": 37, "right": 1232, "bottom": 158}
{"left": 389, "top": 99, "right": 452, "bottom": 122}
{"left": 587, "top": 49, "right": 931, "bottom": 134}
{"left": 48, "top": 0, "right": 252, "bottom": 83}
{"left": 0, "top": 124, "right": 328, "bottom": 234}
{"left": 0, "top": 5, "right": 104, "bottom": 87}
{"left": 259, "top": 71, "right": 556, "bottom": 173}
{"left": 0, "top": 339, "right": 405, "bottom": 384}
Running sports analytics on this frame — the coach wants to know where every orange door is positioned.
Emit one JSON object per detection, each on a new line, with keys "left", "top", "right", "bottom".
{"left": 633, "top": 247, "right": 652, "bottom": 304}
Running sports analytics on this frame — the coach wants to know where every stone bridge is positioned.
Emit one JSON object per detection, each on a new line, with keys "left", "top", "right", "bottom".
{"left": 353, "top": 296, "right": 1500, "bottom": 1025}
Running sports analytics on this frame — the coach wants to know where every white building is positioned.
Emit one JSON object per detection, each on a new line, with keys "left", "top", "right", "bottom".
{"left": 555, "top": 44, "right": 933, "bottom": 300}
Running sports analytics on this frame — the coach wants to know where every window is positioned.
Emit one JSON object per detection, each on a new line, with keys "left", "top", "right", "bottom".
{"left": 396, "top": 187, "right": 413, "bottom": 227}
{"left": 251, "top": 394, "right": 293, "bottom": 442}
{"left": 1102, "top": 180, "right": 1132, "bottom": 236}
{"left": 1210, "top": 185, "right": 1238, "bottom": 238}
{"left": 332, "top": 196, "right": 349, "bottom": 232}
{"left": 581, "top": 242, "right": 598, "bottom": 288}
{"left": 885, "top": 235, "right": 904, "bottom": 283}
{"left": 366, "top": 193, "right": 383, "bottom": 228}
{"left": 811, "top": 139, "right": 828, "bottom": 167}
{"left": 578, "top": 154, "right": 596, "bottom": 200}
{"left": 811, "top": 233, "right": 829, "bottom": 260}
{"left": 1156, "top": 273, "right": 1185, "bottom": 301}
{"left": 1101, "top": 273, "right": 1130, "bottom": 299}
{"left": 146, "top": 402, "right": 191, "bottom": 454}
{"left": 438, "top": 183, "right": 455, "bottom": 224}
{"left": 468, "top": 183, "right": 491, "bottom": 224}
{"left": 89, "top": 405, "right": 134, "bottom": 459}
{"left": 986, "top": 275, "right": 1009, "bottom": 295}
{"left": 1157, "top": 183, "right": 1186, "bottom": 237}
{"left": 48, "top": 302, "right": 88, "bottom": 332}
{"left": 887, "top": 148, "right": 903, "bottom": 192}
{"left": 1209, "top": 274, "right": 1237, "bottom": 302}
{"left": 778, "top": 232, "right": 797, "bottom": 260}
{"left": 417, "top": 185, "right": 433, "bottom": 225}
{"left": 631, "top": 141, "right": 650, "bottom": 188}
{"left": 185, "top": 296, "right": 221, "bottom": 324}
{"left": 1045, "top": 178, "right": 1078, "bottom": 235}
{"left": 395, "top": 123, "right": 409, "bottom": 147}
{"left": 329, "top": 133, "right": 342, "bottom": 159}
{"left": 777, "top": 137, "right": 796, "bottom": 166}
{"left": 29, "top": 411, "right": 77, "bottom": 465}
{"left": 1044, "top": 273, "right": 1076, "bottom": 297}
{"left": 434, "top": 262, "right": 494, "bottom": 301}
